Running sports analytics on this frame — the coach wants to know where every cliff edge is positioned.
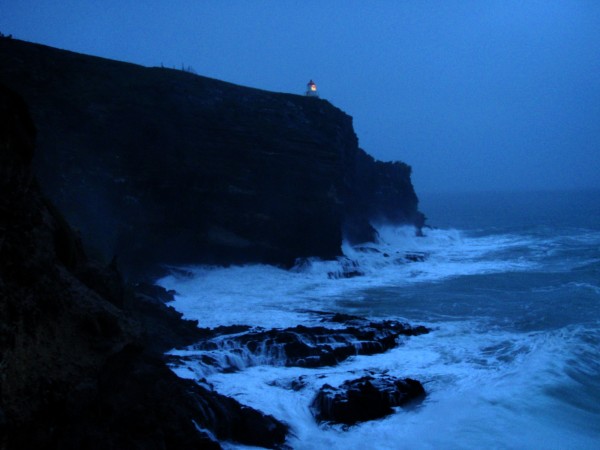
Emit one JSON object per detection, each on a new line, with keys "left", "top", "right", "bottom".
{"left": 0, "top": 38, "right": 424, "bottom": 278}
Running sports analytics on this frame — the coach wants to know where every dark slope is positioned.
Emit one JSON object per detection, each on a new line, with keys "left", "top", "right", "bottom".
{"left": 0, "top": 85, "right": 287, "bottom": 449}
{"left": 0, "top": 38, "right": 424, "bottom": 278}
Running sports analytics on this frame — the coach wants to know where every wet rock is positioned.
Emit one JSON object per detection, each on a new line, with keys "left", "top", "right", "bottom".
{"left": 404, "top": 252, "right": 428, "bottom": 262}
{"left": 293, "top": 256, "right": 364, "bottom": 279}
{"left": 327, "top": 257, "right": 363, "bottom": 279}
{"left": 186, "top": 318, "right": 429, "bottom": 373}
{"left": 211, "top": 324, "right": 253, "bottom": 336}
{"left": 311, "top": 375, "right": 426, "bottom": 425}
{"left": 353, "top": 246, "right": 382, "bottom": 254}
{"left": 321, "top": 312, "right": 364, "bottom": 324}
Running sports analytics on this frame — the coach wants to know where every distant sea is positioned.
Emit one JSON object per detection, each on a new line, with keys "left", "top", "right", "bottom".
{"left": 159, "top": 189, "right": 600, "bottom": 449}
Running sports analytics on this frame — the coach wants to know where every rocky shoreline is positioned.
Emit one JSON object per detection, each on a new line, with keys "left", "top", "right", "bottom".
{"left": 167, "top": 314, "right": 428, "bottom": 372}
{"left": 1, "top": 38, "right": 429, "bottom": 449}
{"left": 0, "top": 83, "right": 430, "bottom": 449}
{"left": 167, "top": 313, "right": 430, "bottom": 431}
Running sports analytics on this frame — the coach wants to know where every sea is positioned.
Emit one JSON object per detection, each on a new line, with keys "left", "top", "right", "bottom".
{"left": 157, "top": 189, "right": 600, "bottom": 450}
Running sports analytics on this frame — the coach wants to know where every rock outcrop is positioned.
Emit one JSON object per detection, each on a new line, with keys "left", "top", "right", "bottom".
{"left": 311, "top": 375, "right": 426, "bottom": 425}
{"left": 0, "top": 85, "right": 288, "bottom": 449}
{"left": 342, "top": 148, "right": 424, "bottom": 243}
{"left": 165, "top": 311, "right": 429, "bottom": 429}
{"left": 166, "top": 313, "right": 429, "bottom": 383}
{"left": 171, "top": 317, "right": 429, "bottom": 373}
{"left": 0, "top": 38, "right": 424, "bottom": 278}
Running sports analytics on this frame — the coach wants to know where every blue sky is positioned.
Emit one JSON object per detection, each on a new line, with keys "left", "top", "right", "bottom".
{"left": 2, "top": 1, "right": 599, "bottom": 193}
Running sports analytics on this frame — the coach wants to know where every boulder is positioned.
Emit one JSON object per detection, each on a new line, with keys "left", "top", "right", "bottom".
{"left": 311, "top": 375, "right": 426, "bottom": 425}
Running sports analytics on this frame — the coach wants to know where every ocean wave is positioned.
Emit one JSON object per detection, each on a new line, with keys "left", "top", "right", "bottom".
{"left": 159, "top": 222, "right": 600, "bottom": 448}
{"left": 156, "top": 225, "right": 568, "bottom": 329}
{"left": 189, "top": 320, "right": 600, "bottom": 449}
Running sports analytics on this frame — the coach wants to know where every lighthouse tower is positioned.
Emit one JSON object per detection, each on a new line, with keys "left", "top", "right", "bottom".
{"left": 305, "top": 79, "right": 318, "bottom": 97}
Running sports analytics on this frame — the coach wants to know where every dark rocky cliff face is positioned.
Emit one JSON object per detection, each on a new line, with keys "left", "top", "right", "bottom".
{"left": 342, "top": 147, "right": 424, "bottom": 243}
{"left": 0, "top": 85, "right": 288, "bottom": 449}
{"left": 0, "top": 38, "right": 424, "bottom": 278}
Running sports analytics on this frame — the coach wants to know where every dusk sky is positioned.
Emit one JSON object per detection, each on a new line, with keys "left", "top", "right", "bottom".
{"left": 2, "top": 1, "right": 599, "bottom": 194}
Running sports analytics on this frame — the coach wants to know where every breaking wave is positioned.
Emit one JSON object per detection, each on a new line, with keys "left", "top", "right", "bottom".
{"left": 157, "top": 220, "right": 600, "bottom": 449}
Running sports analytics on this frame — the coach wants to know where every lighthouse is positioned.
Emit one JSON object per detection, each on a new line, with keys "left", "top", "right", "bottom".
{"left": 305, "top": 79, "right": 318, "bottom": 97}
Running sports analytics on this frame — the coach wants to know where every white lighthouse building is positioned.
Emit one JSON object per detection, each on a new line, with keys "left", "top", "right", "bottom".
{"left": 305, "top": 79, "right": 318, "bottom": 97}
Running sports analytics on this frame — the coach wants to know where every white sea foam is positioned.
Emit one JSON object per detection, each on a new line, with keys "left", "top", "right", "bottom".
{"left": 158, "top": 223, "right": 600, "bottom": 449}
{"left": 157, "top": 226, "right": 540, "bottom": 329}
{"left": 197, "top": 322, "right": 600, "bottom": 450}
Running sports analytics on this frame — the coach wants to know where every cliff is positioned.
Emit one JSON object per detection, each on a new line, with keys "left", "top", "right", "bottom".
{"left": 0, "top": 84, "right": 288, "bottom": 449}
{"left": 0, "top": 38, "right": 424, "bottom": 278}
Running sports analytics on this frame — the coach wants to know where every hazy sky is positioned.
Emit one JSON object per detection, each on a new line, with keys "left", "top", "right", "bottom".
{"left": 2, "top": 1, "right": 599, "bottom": 193}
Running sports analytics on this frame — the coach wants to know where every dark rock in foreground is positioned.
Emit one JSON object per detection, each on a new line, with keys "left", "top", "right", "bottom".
{"left": 55, "top": 345, "right": 287, "bottom": 449}
{"left": 312, "top": 375, "right": 426, "bottom": 425}
{"left": 0, "top": 85, "right": 287, "bottom": 449}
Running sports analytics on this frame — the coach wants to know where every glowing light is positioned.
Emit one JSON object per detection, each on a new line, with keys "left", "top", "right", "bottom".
{"left": 306, "top": 80, "right": 318, "bottom": 97}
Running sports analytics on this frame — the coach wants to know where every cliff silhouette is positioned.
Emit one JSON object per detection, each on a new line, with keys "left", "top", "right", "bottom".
{"left": 0, "top": 38, "right": 424, "bottom": 279}
{"left": 0, "top": 83, "right": 291, "bottom": 449}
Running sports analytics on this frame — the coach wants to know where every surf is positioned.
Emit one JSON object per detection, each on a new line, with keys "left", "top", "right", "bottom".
{"left": 157, "top": 206, "right": 600, "bottom": 448}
